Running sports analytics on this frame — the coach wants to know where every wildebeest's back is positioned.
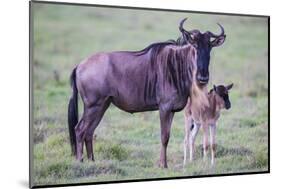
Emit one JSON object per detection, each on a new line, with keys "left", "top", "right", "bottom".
{"left": 107, "top": 51, "right": 159, "bottom": 112}
{"left": 76, "top": 51, "right": 159, "bottom": 112}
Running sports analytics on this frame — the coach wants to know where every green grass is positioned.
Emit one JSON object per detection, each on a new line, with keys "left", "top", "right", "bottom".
{"left": 31, "top": 2, "right": 268, "bottom": 186}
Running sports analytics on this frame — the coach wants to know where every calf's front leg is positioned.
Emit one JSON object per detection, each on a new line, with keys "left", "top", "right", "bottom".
{"left": 202, "top": 123, "right": 209, "bottom": 161}
{"left": 209, "top": 124, "right": 216, "bottom": 165}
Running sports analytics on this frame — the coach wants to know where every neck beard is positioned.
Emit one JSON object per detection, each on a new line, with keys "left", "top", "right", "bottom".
{"left": 190, "top": 79, "right": 209, "bottom": 111}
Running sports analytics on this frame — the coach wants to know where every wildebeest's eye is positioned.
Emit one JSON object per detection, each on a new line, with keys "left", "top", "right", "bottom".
{"left": 190, "top": 34, "right": 196, "bottom": 40}
{"left": 192, "top": 43, "right": 198, "bottom": 48}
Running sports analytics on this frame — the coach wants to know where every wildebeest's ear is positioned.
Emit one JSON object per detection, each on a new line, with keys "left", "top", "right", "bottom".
{"left": 213, "top": 85, "right": 217, "bottom": 91}
{"left": 211, "top": 35, "right": 226, "bottom": 47}
{"left": 226, "top": 83, "right": 234, "bottom": 90}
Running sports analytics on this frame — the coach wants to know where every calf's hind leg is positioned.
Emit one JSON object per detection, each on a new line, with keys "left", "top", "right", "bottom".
{"left": 189, "top": 122, "right": 200, "bottom": 162}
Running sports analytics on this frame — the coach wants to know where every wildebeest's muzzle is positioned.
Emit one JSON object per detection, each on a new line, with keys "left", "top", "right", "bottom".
{"left": 196, "top": 68, "right": 209, "bottom": 84}
{"left": 197, "top": 74, "right": 209, "bottom": 84}
{"left": 225, "top": 100, "right": 231, "bottom": 109}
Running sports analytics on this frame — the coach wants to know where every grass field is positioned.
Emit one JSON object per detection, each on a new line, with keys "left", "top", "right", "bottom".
{"left": 31, "top": 2, "right": 269, "bottom": 186}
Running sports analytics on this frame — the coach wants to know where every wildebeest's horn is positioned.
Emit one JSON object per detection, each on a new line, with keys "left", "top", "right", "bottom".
{"left": 179, "top": 18, "right": 196, "bottom": 44}
{"left": 208, "top": 23, "right": 225, "bottom": 38}
{"left": 179, "top": 18, "right": 188, "bottom": 33}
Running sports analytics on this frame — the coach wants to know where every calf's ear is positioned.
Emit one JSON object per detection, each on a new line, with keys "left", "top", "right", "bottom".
{"left": 226, "top": 83, "right": 233, "bottom": 90}
{"left": 211, "top": 35, "right": 226, "bottom": 47}
{"left": 213, "top": 85, "right": 217, "bottom": 91}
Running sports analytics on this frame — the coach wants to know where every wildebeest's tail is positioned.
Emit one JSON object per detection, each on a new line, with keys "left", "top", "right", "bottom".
{"left": 68, "top": 66, "right": 78, "bottom": 156}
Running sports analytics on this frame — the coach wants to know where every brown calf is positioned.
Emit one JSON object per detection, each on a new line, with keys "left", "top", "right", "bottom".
{"left": 183, "top": 83, "right": 233, "bottom": 166}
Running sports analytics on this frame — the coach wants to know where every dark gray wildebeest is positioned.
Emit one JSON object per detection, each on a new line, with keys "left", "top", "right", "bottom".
{"left": 68, "top": 18, "right": 226, "bottom": 168}
{"left": 183, "top": 84, "right": 233, "bottom": 166}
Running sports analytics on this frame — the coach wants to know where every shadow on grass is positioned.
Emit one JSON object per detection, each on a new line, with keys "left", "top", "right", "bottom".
{"left": 34, "top": 161, "right": 127, "bottom": 186}
{"left": 194, "top": 144, "right": 253, "bottom": 158}
{"left": 216, "top": 145, "right": 253, "bottom": 158}
{"left": 72, "top": 163, "right": 126, "bottom": 178}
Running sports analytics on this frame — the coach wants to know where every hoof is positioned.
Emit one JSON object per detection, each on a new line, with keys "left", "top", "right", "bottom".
{"left": 76, "top": 158, "right": 83, "bottom": 162}
{"left": 87, "top": 155, "right": 95, "bottom": 162}
{"left": 183, "top": 161, "right": 187, "bottom": 168}
{"left": 157, "top": 160, "right": 168, "bottom": 168}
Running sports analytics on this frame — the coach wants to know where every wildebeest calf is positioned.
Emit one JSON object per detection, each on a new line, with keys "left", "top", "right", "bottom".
{"left": 183, "top": 83, "right": 233, "bottom": 166}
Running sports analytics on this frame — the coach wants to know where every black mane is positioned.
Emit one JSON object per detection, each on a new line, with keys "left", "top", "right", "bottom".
{"left": 140, "top": 36, "right": 193, "bottom": 104}
{"left": 134, "top": 35, "right": 188, "bottom": 57}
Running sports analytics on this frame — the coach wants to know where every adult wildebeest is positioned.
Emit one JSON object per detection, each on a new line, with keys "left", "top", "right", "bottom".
{"left": 68, "top": 18, "right": 226, "bottom": 168}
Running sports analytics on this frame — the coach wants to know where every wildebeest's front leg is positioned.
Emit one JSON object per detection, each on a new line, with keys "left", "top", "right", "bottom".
{"left": 159, "top": 110, "right": 174, "bottom": 168}
{"left": 209, "top": 124, "right": 216, "bottom": 165}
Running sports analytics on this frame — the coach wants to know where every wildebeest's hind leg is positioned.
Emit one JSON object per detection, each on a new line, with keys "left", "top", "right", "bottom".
{"left": 75, "top": 118, "right": 85, "bottom": 162}
{"left": 159, "top": 110, "right": 174, "bottom": 168}
{"left": 84, "top": 99, "right": 111, "bottom": 161}
{"left": 75, "top": 98, "right": 110, "bottom": 162}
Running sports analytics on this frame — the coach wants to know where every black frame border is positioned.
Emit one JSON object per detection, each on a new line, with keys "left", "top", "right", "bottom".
{"left": 29, "top": 0, "right": 270, "bottom": 188}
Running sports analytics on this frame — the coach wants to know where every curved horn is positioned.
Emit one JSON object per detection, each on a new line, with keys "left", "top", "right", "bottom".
{"left": 179, "top": 18, "right": 196, "bottom": 44}
{"left": 179, "top": 17, "right": 188, "bottom": 33}
{"left": 208, "top": 23, "right": 225, "bottom": 38}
